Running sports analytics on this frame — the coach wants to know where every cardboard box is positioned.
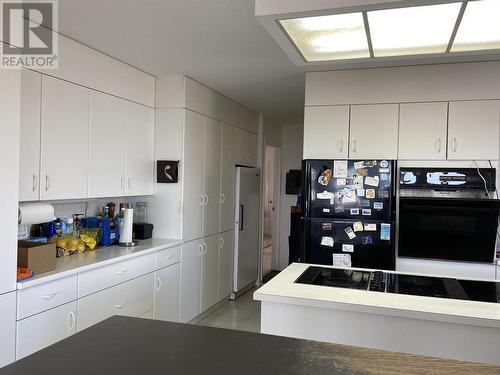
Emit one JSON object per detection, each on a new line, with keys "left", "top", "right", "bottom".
{"left": 18, "top": 241, "right": 56, "bottom": 275}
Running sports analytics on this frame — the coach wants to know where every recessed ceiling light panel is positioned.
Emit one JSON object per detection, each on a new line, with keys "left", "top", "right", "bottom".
{"left": 368, "top": 2, "right": 462, "bottom": 57}
{"left": 279, "top": 13, "right": 369, "bottom": 62}
{"left": 452, "top": 0, "right": 500, "bottom": 52}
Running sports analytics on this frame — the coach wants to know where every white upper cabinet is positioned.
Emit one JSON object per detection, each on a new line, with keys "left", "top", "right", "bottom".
{"left": 349, "top": 104, "right": 399, "bottom": 159}
{"left": 201, "top": 234, "right": 220, "bottom": 312}
{"left": 19, "top": 69, "right": 41, "bottom": 202}
{"left": 40, "top": 76, "right": 89, "bottom": 200}
{"left": 182, "top": 110, "right": 205, "bottom": 241}
{"left": 235, "top": 127, "right": 257, "bottom": 167}
{"left": 203, "top": 118, "right": 222, "bottom": 237}
{"left": 220, "top": 124, "right": 237, "bottom": 233}
{"left": 448, "top": 100, "right": 500, "bottom": 160}
{"left": 125, "top": 102, "right": 154, "bottom": 196}
{"left": 89, "top": 92, "right": 127, "bottom": 198}
{"left": 303, "top": 106, "right": 349, "bottom": 159}
{"left": 399, "top": 102, "right": 448, "bottom": 160}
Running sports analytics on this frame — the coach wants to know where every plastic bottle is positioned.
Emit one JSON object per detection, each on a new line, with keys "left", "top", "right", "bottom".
{"left": 65, "top": 217, "right": 74, "bottom": 237}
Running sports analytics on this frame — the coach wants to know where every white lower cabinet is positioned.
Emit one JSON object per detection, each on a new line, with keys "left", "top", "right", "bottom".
{"left": 16, "top": 301, "right": 77, "bottom": 360}
{"left": 201, "top": 234, "right": 220, "bottom": 311}
{"left": 0, "top": 292, "right": 16, "bottom": 367}
{"left": 154, "top": 263, "right": 180, "bottom": 322}
{"left": 180, "top": 239, "right": 203, "bottom": 323}
{"left": 77, "top": 273, "right": 154, "bottom": 331}
{"left": 218, "top": 230, "right": 234, "bottom": 300}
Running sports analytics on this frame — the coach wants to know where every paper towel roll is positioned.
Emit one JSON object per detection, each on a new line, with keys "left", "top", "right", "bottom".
{"left": 119, "top": 208, "right": 134, "bottom": 244}
{"left": 18, "top": 203, "right": 55, "bottom": 225}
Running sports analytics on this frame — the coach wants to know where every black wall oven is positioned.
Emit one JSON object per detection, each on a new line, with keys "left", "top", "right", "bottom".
{"left": 398, "top": 168, "right": 499, "bottom": 263}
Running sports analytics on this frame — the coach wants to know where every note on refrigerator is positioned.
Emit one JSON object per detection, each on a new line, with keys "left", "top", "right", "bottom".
{"left": 365, "top": 176, "right": 380, "bottom": 187}
{"left": 333, "top": 160, "right": 348, "bottom": 178}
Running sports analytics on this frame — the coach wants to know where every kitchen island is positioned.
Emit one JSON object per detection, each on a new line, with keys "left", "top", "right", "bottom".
{"left": 1, "top": 316, "right": 500, "bottom": 375}
{"left": 254, "top": 263, "right": 500, "bottom": 365}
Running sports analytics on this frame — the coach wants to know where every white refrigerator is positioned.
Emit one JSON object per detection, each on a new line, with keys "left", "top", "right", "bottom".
{"left": 232, "top": 167, "right": 261, "bottom": 298}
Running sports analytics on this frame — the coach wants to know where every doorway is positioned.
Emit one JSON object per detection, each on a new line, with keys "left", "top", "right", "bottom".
{"left": 262, "top": 145, "right": 280, "bottom": 282}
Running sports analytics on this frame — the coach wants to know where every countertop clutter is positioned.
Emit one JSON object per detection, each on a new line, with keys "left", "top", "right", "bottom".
{"left": 17, "top": 238, "right": 182, "bottom": 289}
{"left": 1, "top": 316, "right": 499, "bottom": 375}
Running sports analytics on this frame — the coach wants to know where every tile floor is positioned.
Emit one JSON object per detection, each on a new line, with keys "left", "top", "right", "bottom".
{"left": 197, "top": 288, "right": 261, "bottom": 333}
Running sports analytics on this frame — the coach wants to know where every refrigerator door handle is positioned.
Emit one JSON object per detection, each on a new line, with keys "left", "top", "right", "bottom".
{"left": 239, "top": 204, "right": 244, "bottom": 231}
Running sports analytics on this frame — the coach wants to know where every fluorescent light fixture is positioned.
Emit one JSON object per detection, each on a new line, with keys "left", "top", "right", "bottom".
{"left": 452, "top": 0, "right": 500, "bottom": 52}
{"left": 368, "top": 2, "right": 462, "bottom": 57}
{"left": 279, "top": 13, "right": 369, "bottom": 62}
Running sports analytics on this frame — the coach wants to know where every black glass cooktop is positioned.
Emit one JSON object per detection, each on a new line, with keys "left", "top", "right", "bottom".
{"left": 295, "top": 267, "right": 500, "bottom": 304}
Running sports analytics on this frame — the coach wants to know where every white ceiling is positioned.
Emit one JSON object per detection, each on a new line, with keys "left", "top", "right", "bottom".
{"left": 57, "top": 0, "right": 307, "bottom": 123}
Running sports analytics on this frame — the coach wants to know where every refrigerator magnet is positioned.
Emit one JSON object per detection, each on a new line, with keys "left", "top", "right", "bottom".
{"left": 364, "top": 223, "right": 377, "bottom": 231}
{"left": 336, "top": 178, "right": 346, "bottom": 186}
{"left": 380, "top": 174, "right": 389, "bottom": 181}
{"left": 373, "top": 202, "right": 383, "bottom": 210}
{"left": 379, "top": 168, "right": 390, "bottom": 173}
{"left": 362, "top": 236, "right": 373, "bottom": 245}
{"left": 318, "top": 169, "right": 333, "bottom": 186}
{"left": 365, "top": 176, "right": 380, "bottom": 187}
{"left": 342, "top": 244, "right": 354, "bottom": 253}
{"left": 353, "top": 175, "right": 364, "bottom": 189}
{"left": 333, "top": 254, "right": 352, "bottom": 267}
{"left": 353, "top": 161, "right": 364, "bottom": 170}
{"left": 366, "top": 189, "right": 376, "bottom": 199}
{"left": 344, "top": 227, "right": 356, "bottom": 239}
{"left": 321, "top": 236, "right": 334, "bottom": 247}
{"left": 317, "top": 191, "right": 334, "bottom": 200}
{"left": 353, "top": 221, "right": 364, "bottom": 232}
{"left": 360, "top": 199, "right": 371, "bottom": 207}
{"left": 356, "top": 189, "right": 365, "bottom": 197}
{"left": 381, "top": 223, "right": 391, "bottom": 240}
{"left": 362, "top": 209, "right": 372, "bottom": 216}
{"left": 357, "top": 168, "right": 369, "bottom": 176}
{"left": 378, "top": 191, "right": 389, "bottom": 199}
{"left": 321, "top": 223, "right": 332, "bottom": 231}
{"left": 380, "top": 160, "right": 389, "bottom": 168}
{"left": 322, "top": 208, "right": 331, "bottom": 213}
{"left": 350, "top": 208, "right": 360, "bottom": 215}
{"left": 334, "top": 205, "right": 345, "bottom": 213}
{"left": 333, "top": 160, "right": 348, "bottom": 178}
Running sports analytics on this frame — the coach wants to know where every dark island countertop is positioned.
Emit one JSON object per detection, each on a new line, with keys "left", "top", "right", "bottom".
{"left": 2, "top": 316, "right": 499, "bottom": 375}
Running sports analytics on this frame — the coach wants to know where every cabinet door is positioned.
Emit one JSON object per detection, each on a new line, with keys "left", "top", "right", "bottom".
{"left": 40, "top": 76, "right": 89, "bottom": 200}
{"left": 19, "top": 69, "right": 41, "bottom": 202}
{"left": 126, "top": 102, "right": 154, "bottom": 196}
{"left": 234, "top": 127, "right": 247, "bottom": 166}
{"left": 448, "top": 100, "right": 500, "bottom": 160}
{"left": 218, "top": 230, "right": 234, "bottom": 300}
{"left": 201, "top": 234, "right": 220, "bottom": 311}
{"left": 399, "top": 102, "right": 448, "bottom": 160}
{"left": 154, "top": 263, "right": 180, "bottom": 322}
{"left": 220, "top": 124, "right": 237, "bottom": 232}
{"left": 0, "top": 292, "right": 16, "bottom": 367}
{"left": 349, "top": 104, "right": 399, "bottom": 159}
{"left": 179, "top": 239, "right": 202, "bottom": 323}
{"left": 16, "top": 301, "right": 77, "bottom": 360}
{"left": 89, "top": 91, "right": 127, "bottom": 198}
{"left": 303, "top": 106, "right": 349, "bottom": 159}
{"left": 246, "top": 131, "right": 258, "bottom": 167}
{"left": 182, "top": 110, "right": 205, "bottom": 241}
{"left": 203, "top": 118, "right": 221, "bottom": 237}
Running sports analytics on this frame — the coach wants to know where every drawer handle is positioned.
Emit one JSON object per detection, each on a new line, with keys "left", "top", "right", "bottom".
{"left": 116, "top": 269, "right": 128, "bottom": 275}
{"left": 156, "top": 276, "right": 162, "bottom": 291}
{"left": 203, "top": 243, "right": 208, "bottom": 255}
{"left": 220, "top": 237, "right": 225, "bottom": 248}
{"left": 220, "top": 193, "right": 226, "bottom": 204}
{"left": 42, "top": 291, "right": 58, "bottom": 300}
{"left": 69, "top": 311, "right": 76, "bottom": 330}
{"left": 115, "top": 301, "right": 128, "bottom": 309}
{"left": 164, "top": 255, "right": 172, "bottom": 260}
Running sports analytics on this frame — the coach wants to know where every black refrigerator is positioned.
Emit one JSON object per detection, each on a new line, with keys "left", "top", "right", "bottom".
{"left": 301, "top": 159, "right": 396, "bottom": 270}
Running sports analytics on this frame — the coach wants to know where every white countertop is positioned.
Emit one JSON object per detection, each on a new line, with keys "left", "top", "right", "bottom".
{"left": 18, "top": 238, "right": 183, "bottom": 289}
{"left": 254, "top": 263, "right": 500, "bottom": 328}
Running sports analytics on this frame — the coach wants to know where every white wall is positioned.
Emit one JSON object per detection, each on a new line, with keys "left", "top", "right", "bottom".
{"left": 278, "top": 123, "right": 303, "bottom": 270}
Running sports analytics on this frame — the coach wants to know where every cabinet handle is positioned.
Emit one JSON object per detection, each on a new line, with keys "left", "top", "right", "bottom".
{"left": 45, "top": 175, "right": 50, "bottom": 191}
{"left": 200, "top": 194, "right": 205, "bottom": 206}
{"left": 337, "top": 139, "right": 343, "bottom": 153}
{"left": 42, "top": 291, "right": 58, "bottom": 300}
{"left": 351, "top": 140, "right": 357, "bottom": 153}
{"left": 114, "top": 301, "right": 128, "bottom": 309}
{"left": 435, "top": 139, "right": 442, "bottom": 153}
{"left": 69, "top": 311, "right": 76, "bottom": 330}
{"left": 198, "top": 244, "right": 204, "bottom": 255}
{"left": 156, "top": 276, "right": 162, "bottom": 291}
{"left": 204, "top": 194, "right": 209, "bottom": 205}
{"left": 452, "top": 138, "right": 457, "bottom": 153}
{"left": 32, "top": 174, "right": 37, "bottom": 192}
{"left": 220, "top": 193, "right": 226, "bottom": 204}
{"left": 220, "top": 237, "right": 225, "bottom": 248}
{"left": 203, "top": 242, "right": 208, "bottom": 254}
{"left": 116, "top": 269, "right": 128, "bottom": 275}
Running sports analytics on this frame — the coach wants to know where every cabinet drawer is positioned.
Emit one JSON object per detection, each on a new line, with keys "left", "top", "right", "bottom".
{"left": 17, "top": 275, "right": 77, "bottom": 320}
{"left": 16, "top": 301, "right": 77, "bottom": 360}
{"left": 155, "top": 246, "right": 181, "bottom": 270}
{"left": 77, "top": 273, "right": 154, "bottom": 331}
{"left": 78, "top": 253, "right": 155, "bottom": 297}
